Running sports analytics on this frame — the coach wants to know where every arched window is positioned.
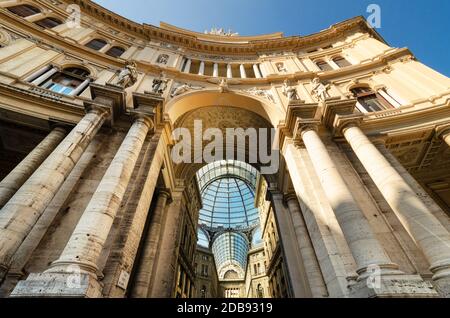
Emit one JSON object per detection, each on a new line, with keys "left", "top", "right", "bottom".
{"left": 333, "top": 56, "right": 352, "bottom": 68}
{"left": 351, "top": 87, "right": 394, "bottom": 113}
{"left": 41, "top": 67, "right": 90, "bottom": 96}
{"left": 85, "top": 39, "right": 107, "bottom": 51}
{"left": 7, "top": 4, "right": 41, "bottom": 17}
{"left": 257, "top": 284, "right": 264, "bottom": 298}
{"left": 315, "top": 60, "right": 333, "bottom": 72}
{"left": 105, "top": 46, "right": 125, "bottom": 58}
{"left": 35, "top": 17, "right": 62, "bottom": 29}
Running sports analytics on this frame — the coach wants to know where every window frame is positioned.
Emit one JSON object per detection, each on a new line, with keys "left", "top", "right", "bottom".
{"left": 105, "top": 46, "right": 126, "bottom": 58}
{"left": 7, "top": 4, "right": 41, "bottom": 17}
{"left": 34, "top": 17, "right": 63, "bottom": 29}
{"left": 85, "top": 38, "right": 108, "bottom": 51}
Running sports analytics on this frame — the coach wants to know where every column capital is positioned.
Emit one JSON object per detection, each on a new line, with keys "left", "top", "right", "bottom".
{"left": 293, "top": 119, "right": 320, "bottom": 143}
{"left": 283, "top": 192, "right": 298, "bottom": 204}
{"left": 321, "top": 98, "right": 358, "bottom": 128}
{"left": 157, "top": 188, "right": 172, "bottom": 202}
{"left": 84, "top": 103, "right": 111, "bottom": 119}
{"left": 435, "top": 124, "right": 450, "bottom": 140}
{"left": 333, "top": 114, "right": 364, "bottom": 137}
{"left": 132, "top": 114, "right": 154, "bottom": 131}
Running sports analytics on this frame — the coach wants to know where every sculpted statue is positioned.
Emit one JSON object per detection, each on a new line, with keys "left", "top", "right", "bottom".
{"left": 152, "top": 74, "right": 169, "bottom": 94}
{"left": 218, "top": 78, "right": 229, "bottom": 93}
{"left": 156, "top": 54, "right": 169, "bottom": 65}
{"left": 204, "top": 27, "right": 239, "bottom": 37}
{"left": 171, "top": 82, "right": 203, "bottom": 98}
{"left": 117, "top": 61, "right": 138, "bottom": 88}
{"left": 282, "top": 80, "right": 300, "bottom": 102}
{"left": 276, "top": 63, "right": 287, "bottom": 73}
{"left": 311, "top": 77, "right": 330, "bottom": 102}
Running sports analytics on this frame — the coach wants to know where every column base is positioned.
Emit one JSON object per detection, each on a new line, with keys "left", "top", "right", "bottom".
{"left": 348, "top": 274, "right": 439, "bottom": 298}
{"left": 10, "top": 272, "right": 103, "bottom": 298}
{"left": 431, "top": 266, "right": 450, "bottom": 297}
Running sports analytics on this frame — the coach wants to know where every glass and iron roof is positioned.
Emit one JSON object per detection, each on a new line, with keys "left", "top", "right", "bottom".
{"left": 212, "top": 231, "right": 249, "bottom": 277}
{"left": 196, "top": 160, "right": 261, "bottom": 279}
{"left": 197, "top": 160, "right": 259, "bottom": 230}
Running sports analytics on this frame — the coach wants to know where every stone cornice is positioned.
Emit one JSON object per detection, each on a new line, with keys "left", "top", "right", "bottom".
{"left": 0, "top": 82, "right": 86, "bottom": 124}
{"left": 65, "top": 0, "right": 386, "bottom": 55}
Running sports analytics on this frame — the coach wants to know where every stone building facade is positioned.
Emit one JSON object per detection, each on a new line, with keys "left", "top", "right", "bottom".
{"left": 0, "top": 0, "right": 449, "bottom": 298}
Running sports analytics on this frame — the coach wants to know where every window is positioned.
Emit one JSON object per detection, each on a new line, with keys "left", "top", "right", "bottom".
{"left": 85, "top": 39, "right": 107, "bottom": 51}
{"left": 106, "top": 46, "right": 125, "bottom": 58}
{"left": 41, "top": 67, "right": 90, "bottom": 96}
{"left": 351, "top": 87, "right": 394, "bottom": 113}
{"left": 257, "top": 284, "right": 264, "bottom": 298}
{"left": 201, "top": 264, "right": 209, "bottom": 277}
{"left": 34, "top": 17, "right": 62, "bottom": 29}
{"left": 333, "top": 56, "right": 351, "bottom": 68}
{"left": 315, "top": 60, "right": 333, "bottom": 72}
{"left": 7, "top": 4, "right": 40, "bottom": 17}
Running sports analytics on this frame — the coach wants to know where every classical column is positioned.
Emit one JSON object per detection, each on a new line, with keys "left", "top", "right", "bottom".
{"left": 213, "top": 63, "right": 219, "bottom": 77}
{"left": 198, "top": 61, "right": 205, "bottom": 76}
{"left": 253, "top": 64, "right": 262, "bottom": 78}
{"left": 438, "top": 127, "right": 450, "bottom": 147}
{"left": 183, "top": 58, "right": 192, "bottom": 73}
{"left": 0, "top": 127, "right": 66, "bottom": 209}
{"left": 24, "top": 65, "right": 52, "bottom": 82}
{"left": 132, "top": 189, "right": 171, "bottom": 298}
{"left": 226, "top": 64, "right": 233, "bottom": 79}
{"left": 24, "top": 13, "right": 46, "bottom": 23}
{"left": 269, "top": 190, "right": 311, "bottom": 298}
{"left": 342, "top": 122, "right": 450, "bottom": 294}
{"left": 99, "top": 43, "right": 112, "bottom": 54}
{"left": 299, "top": 124, "right": 398, "bottom": 276}
{"left": 239, "top": 64, "right": 247, "bottom": 79}
{"left": 150, "top": 191, "right": 184, "bottom": 298}
{"left": 0, "top": 107, "right": 108, "bottom": 280}
{"left": 69, "top": 78, "right": 91, "bottom": 97}
{"left": 42, "top": 116, "right": 152, "bottom": 292}
{"left": 285, "top": 194, "right": 328, "bottom": 298}
{"left": 31, "top": 66, "right": 58, "bottom": 86}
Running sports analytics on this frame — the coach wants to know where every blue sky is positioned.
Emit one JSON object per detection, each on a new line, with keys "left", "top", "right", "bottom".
{"left": 94, "top": 0, "right": 450, "bottom": 76}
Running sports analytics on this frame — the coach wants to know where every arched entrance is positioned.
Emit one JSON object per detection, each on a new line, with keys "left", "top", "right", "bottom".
{"left": 134, "top": 90, "right": 310, "bottom": 298}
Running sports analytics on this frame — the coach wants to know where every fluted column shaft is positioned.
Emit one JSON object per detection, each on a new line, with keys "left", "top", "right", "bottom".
{"left": 270, "top": 191, "right": 311, "bottom": 297}
{"left": 0, "top": 127, "right": 66, "bottom": 208}
{"left": 285, "top": 195, "right": 328, "bottom": 297}
{"left": 49, "top": 117, "right": 152, "bottom": 275}
{"left": 132, "top": 190, "right": 170, "bottom": 298}
{"left": 300, "top": 126, "right": 396, "bottom": 275}
{"left": 343, "top": 124, "right": 450, "bottom": 285}
{"left": 150, "top": 191, "right": 184, "bottom": 298}
{"left": 0, "top": 108, "right": 107, "bottom": 278}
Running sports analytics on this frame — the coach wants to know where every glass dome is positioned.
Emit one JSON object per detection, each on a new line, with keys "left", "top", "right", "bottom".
{"left": 196, "top": 160, "right": 261, "bottom": 279}
{"left": 197, "top": 160, "right": 259, "bottom": 229}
